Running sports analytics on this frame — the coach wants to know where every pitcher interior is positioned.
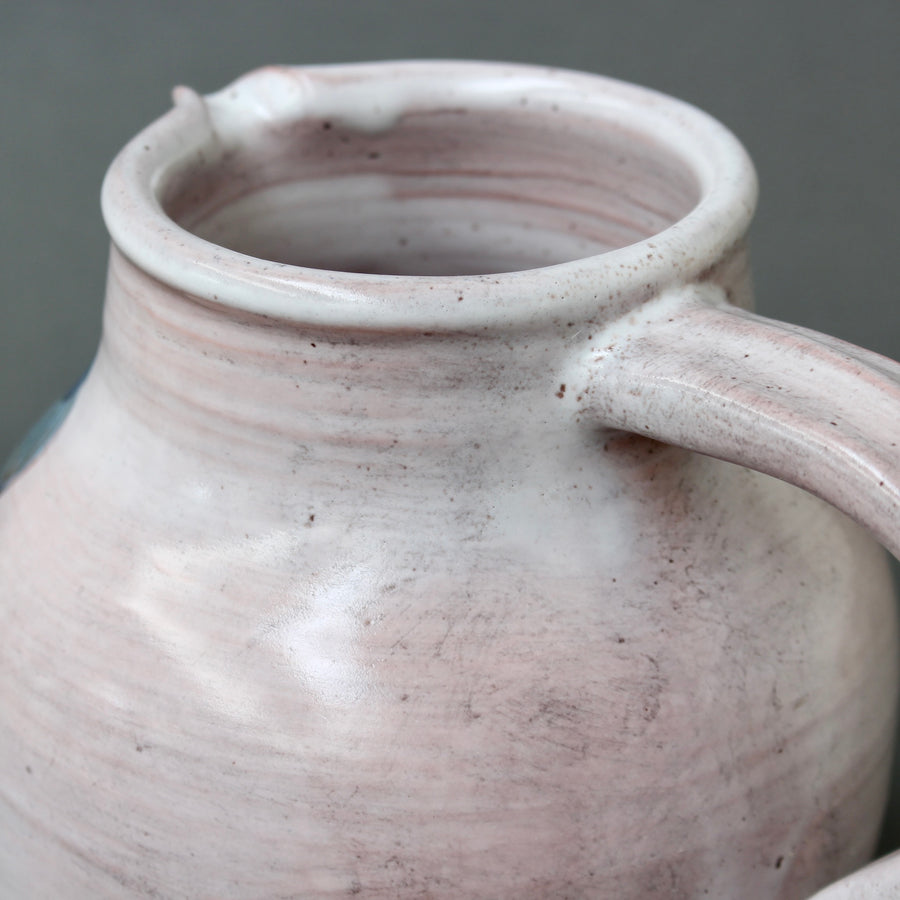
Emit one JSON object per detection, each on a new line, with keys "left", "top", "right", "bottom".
{"left": 160, "top": 104, "right": 702, "bottom": 277}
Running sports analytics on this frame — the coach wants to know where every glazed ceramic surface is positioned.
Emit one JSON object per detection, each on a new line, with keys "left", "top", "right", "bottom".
{"left": 810, "top": 849, "right": 900, "bottom": 899}
{"left": 1, "top": 62, "right": 899, "bottom": 899}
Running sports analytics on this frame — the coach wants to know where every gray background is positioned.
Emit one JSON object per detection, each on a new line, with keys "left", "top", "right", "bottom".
{"left": 2, "top": 0, "right": 899, "bottom": 850}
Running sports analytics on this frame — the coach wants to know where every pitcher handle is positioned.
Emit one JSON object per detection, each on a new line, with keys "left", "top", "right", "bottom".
{"left": 577, "top": 283, "right": 900, "bottom": 558}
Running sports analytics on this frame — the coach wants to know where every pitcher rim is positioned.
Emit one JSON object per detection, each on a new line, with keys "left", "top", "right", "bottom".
{"left": 100, "top": 59, "right": 758, "bottom": 331}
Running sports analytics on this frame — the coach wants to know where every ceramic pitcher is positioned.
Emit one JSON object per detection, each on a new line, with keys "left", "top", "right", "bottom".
{"left": 1, "top": 61, "right": 899, "bottom": 899}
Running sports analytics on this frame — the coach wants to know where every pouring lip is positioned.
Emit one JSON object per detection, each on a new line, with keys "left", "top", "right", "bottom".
{"left": 100, "top": 59, "right": 757, "bottom": 332}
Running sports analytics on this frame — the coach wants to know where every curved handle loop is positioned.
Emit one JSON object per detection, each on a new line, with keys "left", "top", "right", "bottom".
{"left": 578, "top": 284, "right": 900, "bottom": 558}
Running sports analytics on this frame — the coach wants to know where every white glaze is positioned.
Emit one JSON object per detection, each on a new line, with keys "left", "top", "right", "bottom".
{"left": 101, "top": 61, "right": 755, "bottom": 328}
{"left": 0, "top": 61, "right": 898, "bottom": 899}
{"left": 810, "top": 850, "right": 900, "bottom": 898}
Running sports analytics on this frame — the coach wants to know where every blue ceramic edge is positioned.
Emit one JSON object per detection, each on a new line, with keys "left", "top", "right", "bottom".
{"left": 0, "top": 372, "right": 86, "bottom": 493}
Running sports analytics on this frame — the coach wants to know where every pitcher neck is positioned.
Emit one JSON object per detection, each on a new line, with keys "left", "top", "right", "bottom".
{"left": 95, "top": 249, "right": 575, "bottom": 465}
{"left": 90, "top": 60, "right": 759, "bottom": 474}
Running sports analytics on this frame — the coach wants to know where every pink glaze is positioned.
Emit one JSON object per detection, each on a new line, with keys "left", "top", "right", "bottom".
{"left": 0, "top": 61, "right": 898, "bottom": 898}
